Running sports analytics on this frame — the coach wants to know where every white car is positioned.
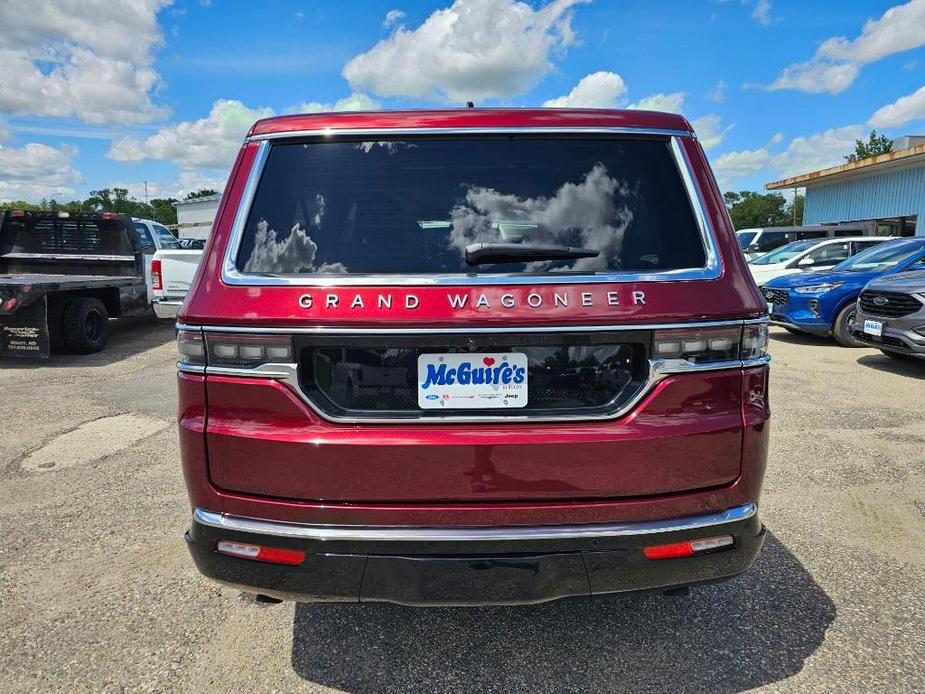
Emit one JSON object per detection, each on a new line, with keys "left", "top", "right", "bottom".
{"left": 748, "top": 237, "right": 891, "bottom": 287}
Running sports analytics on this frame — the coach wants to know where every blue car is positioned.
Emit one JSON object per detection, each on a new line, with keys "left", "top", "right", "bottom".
{"left": 761, "top": 238, "right": 925, "bottom": 346}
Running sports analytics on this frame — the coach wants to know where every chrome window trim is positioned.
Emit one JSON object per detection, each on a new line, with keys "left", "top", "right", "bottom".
{"left": 220, "top": 130, "right": 722, "bottom": 287}
{"left": 176, "top": 318, "right": 770, "bottom": 424}
{"left": 193, "top": 502, "right": 756, "bottom": 542}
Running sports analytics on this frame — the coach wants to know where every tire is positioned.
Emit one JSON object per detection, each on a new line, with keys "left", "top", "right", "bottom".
{"left": 62, "top": 297, "right": 110, "bottom": 354}
{"left": 832, "top": 303, "right": 864, "bottom": 347}
{"left": 880, "top": 349, "right": 918, "bottom": 362}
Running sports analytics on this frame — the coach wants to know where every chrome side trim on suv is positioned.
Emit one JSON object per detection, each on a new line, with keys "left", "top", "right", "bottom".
{"left": 193, "top": 502, "right": 757, "bottom": 542}
{"left": 219, "top": 131, "right": 723, "bottom": 287}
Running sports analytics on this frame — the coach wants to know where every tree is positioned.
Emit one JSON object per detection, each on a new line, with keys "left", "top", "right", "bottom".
{"left": 149, "top": 198, "right": 178, "bottom": 226}
{"left": 844, "top": 130, "right": 893, "bottom": 163}
{"left": 723, "top": 191, "right": 790, "bottom": 229}
{"left": 184, "top": 188, "right": 218, "bottom": 200}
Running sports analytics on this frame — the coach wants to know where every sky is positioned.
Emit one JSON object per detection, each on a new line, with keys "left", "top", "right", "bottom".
{"left": 1, "top": 0, "right": 925, "bottom": 203}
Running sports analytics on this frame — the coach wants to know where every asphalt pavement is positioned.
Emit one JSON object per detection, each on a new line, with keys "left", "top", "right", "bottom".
{"left": 0, "top": 318, "right": 922, "bottom": 692}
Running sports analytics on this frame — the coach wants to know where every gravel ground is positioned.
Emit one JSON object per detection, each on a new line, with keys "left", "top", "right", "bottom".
{"left": 0, "top": 319, "right": 922, "bottom": 693}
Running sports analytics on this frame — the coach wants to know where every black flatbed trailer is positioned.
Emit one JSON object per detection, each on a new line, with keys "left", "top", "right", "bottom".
{"left": 0, "top": 211, "right": 149, "bottom": 358}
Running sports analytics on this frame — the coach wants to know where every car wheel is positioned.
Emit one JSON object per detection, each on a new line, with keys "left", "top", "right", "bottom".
{"left": 832, "top": 303, "right": 864, "bottom": 347}
{"left": 880, "top": 349, "right": 919, "bottom": 362}
{"left": 62, "top": 297, "right": 110, "bottom": 354}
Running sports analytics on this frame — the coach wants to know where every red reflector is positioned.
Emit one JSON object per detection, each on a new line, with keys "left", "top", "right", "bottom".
{"left": 643, "top": 541, "right": 695, "bottom": 560}
{"left": 216, "top": 541, "right": 305, "bottom": 565}
{"left": 101, "top": 212, "right": 117, "bottom": 220}
{"left": 643, "top": 535, "right": 734, "bottom": 560}
{"left": 1, "top": 298, "right": 18, "bottom": 313}
{"left": 9, "top": 209, "right": 25, "bottom": 217}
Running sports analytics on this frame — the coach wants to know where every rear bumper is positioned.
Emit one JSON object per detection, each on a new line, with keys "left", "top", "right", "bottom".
{"left": 152, "top": 298, "right": 183, "bottom": 319}
{"left": 186, "top": 503, "right": 765, "bottom": 606}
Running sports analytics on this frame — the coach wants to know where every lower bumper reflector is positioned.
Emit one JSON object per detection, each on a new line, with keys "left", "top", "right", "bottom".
{"left": 216, "top": 540, "right": 305, "bottom": 566}
{"left": 643, "top": 534, "right": 734, "bottom": 560}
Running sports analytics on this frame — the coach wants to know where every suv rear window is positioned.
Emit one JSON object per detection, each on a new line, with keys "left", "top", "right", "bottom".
{"left": 236, "top": 137, "right": 706, "bottom": 277}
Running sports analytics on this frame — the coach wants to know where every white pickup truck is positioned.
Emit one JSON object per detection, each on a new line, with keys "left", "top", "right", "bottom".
{"left": 131, "top": 218, "right": 203, "bottom": 320}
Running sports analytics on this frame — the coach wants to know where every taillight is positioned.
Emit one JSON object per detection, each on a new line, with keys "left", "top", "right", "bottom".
{"left": 151, "top": 259, "right": 162, "bottom": 291}
{"left": 9, "top": 209, "right": 25, "bottom": 218}
{"left": 643, "top": 534, "right": 734, "bottom": 560}
{"left": 653, "top": 323, "right": 768, "bottom": 364}
{"left": 177, "top": 330, "right": 293, "bottom": 368}
{"left": 177, "top": 329, "right": 206, "bottom": 365}
{"left": 101, "top": 211, "right": 117, "bottom": 220}
{"left": 216, "top": 541, "right": 305, "bottom": 566}
{"left": 205, "top": 333, "right": 294, "bottom": 367}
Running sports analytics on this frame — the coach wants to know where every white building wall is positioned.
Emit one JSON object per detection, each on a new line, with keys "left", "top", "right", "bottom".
{"left": 176, "top": 198, "right": 220, "bottom": 240}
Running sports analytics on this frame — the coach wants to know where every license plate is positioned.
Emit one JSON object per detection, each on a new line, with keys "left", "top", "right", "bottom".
{"left": 417, "top": 352, "right": 528, "bottom": 409}
{"left": 863, "top": 320, "right": 883, "bottom": 337}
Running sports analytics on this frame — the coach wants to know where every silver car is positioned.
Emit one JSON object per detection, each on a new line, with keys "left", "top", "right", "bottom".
{"left": 854, "top": 269, "right": 925, "bottom": 360}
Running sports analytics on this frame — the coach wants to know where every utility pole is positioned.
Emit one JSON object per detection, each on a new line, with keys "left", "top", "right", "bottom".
{"left": 144, "top": 181, "right": 149, "bottom": 206}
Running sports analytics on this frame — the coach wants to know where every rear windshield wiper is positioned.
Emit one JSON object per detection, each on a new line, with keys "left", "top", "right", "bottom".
{"left": 464, "top": 242, "right": 599, "bottom": 265}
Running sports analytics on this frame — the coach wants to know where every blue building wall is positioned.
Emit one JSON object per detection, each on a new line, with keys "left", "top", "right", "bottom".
{"left": 803, "top": 162, "right": 925, "bottom": 235}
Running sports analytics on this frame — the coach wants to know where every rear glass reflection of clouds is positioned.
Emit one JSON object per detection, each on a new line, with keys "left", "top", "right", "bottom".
{"left": 448, "top": 163, "right": 635, "bottom": 272}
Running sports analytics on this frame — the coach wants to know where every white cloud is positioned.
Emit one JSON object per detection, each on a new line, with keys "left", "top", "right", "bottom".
{"left": 0, "top": 117, "right": 10, "bottom": 142}
{"left": 770, "top": 125, "right": 864, "bottom": 178}
{"left": 751, "top": 0, "right": 773, "bottom": 25}
{"left": 0, "top": 142, "right": 83, "bottom": 201}
{"left": 761, "top": 0, "right": 925, "bottom": 94}
{"left": 707, "top": 79, "right": 727, "bottom": 103}
{"left": 0, "top": 0, "right": 171, "bottom": 125}
{"left": 627, "top": 92, "right": 686, "bottom": 113}
{"left": 343, "top": 0, "right": 589, "bottom": 102}
{"left": 692, "top": 114, "right": 734, "bottom": 152}
{"left": 712, "top": 147, "right": 772, "bottom": 181}
{"left": 107, "top": 99, "right": 273, "bottom": 171}
{"left": 869, "top": 84, "right": 925, "bottom": 128}
{"left": 817, "top": 0, "right": 925, "bottom": 63}
{"left": 763, "top": 60, "right": 859, "bottom": 95}
{"left": 542, "top": 71, "right": 626, "bottom": 108}
{"left": 383, "top": 9, "right": 406, "bottom": 27}
{"left": 294, "top": 92, "right": 381, "bottom": 114}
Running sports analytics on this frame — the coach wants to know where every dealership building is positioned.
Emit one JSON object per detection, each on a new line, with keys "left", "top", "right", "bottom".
{"left": 766, "top": 136, "right": 925, "bottom": 237}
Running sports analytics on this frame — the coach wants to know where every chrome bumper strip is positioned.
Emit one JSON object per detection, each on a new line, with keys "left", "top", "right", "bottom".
{"left": 193, "top": 503, "right": 757, "bottom": 543}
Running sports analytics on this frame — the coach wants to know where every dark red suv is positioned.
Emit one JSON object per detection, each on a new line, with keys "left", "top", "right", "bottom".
{"left": 178, "top": 108, "right": 769, "bottom": 606}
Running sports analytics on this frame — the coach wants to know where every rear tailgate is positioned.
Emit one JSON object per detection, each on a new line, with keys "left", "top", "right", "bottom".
{"left": 189, "top": 129, "right": 764, "bottom": 504}
{"left": 153, "top": 249, "right": 202, "bottom": 299}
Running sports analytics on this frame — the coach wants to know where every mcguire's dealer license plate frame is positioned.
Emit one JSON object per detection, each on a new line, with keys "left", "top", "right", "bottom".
{"left": 863, "top": 319, "right": 883, "bottom": 338}
{"left": 417, "top": 352, "right": 529, "bottom": 409}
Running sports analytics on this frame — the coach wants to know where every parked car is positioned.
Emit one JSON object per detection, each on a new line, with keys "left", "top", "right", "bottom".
{"left": 131, "top": 217, "right": 183, "bottom": 302}
{"left": 736, "top": 224, "right": 869, "bottom": 261}
{"left": 749, "top": 237, "right": 890, "bottom": 287}
{"left": 150, "top": 246, "right": 204, "bottom": 319}
{"left": 0, "top": 210, "right": 149, "bottom": 356}
{"left": 853, "top": 269, "right": 925, "bottom": 360}
{"left": 177, "top": 108, "right": 770, "bottom": 606}
{"left": 762, "top": 237, "right": 925, "bottom": 346}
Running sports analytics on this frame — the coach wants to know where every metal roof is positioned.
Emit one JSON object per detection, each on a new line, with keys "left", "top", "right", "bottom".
{"left": 766, "top": 143, "right": 925, "bottom": 190}
{"left": 174, "top": 194, "right": 222, "bottom": 207}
